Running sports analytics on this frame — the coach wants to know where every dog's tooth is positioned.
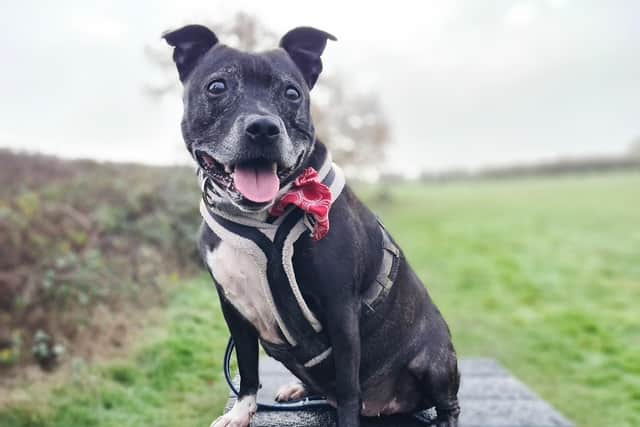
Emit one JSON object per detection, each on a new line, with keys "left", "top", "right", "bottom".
{"left": 271, "top": 162, "right": 278, "bottom": 173}
{"left": 224, "top": 164, "right": 232, "bottom": 174}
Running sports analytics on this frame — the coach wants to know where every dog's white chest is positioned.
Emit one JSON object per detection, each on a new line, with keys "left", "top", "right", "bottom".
{"left": 206, "top": 241, "right": 283, "bottom": 343}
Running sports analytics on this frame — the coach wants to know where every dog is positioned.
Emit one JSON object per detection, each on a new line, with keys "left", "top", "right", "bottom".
{"left": 163, "top": 24, "right": 460, "bottom": 427}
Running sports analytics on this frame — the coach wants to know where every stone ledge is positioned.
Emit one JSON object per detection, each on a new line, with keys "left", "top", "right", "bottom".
{"left": 223, "top": 357, "right": 573, "bottom": 427}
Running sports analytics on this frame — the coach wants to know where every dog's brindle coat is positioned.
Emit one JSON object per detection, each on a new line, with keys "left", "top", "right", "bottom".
{"left": 164, "top": 25, "right": 460, "bottom": 427}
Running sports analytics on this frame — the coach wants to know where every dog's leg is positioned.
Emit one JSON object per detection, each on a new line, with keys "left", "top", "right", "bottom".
{"left": 430, "top": 373, "right": 460, "bottom": 427}
{"left": 415, "top": 350, "right": 460, "bottom": 427}
{"left": 325, "top": 299, "right": 361, "bottom": 427}
{"left": 212, "top": 294, "right": 260, "bottom": 427}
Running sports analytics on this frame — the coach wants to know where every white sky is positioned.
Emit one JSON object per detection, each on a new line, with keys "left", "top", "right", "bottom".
{"left": 1, "top": 1, "right": 639, "bottom": 174}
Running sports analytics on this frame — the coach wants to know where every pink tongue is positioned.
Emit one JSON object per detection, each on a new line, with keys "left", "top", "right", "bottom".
{"left": 233, "top": 163, "right": 280, "bottom": 203}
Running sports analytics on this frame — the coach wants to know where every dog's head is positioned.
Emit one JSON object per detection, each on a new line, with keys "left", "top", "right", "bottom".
{"left": 163, "top": 25, "right": 335, "bottom": 213}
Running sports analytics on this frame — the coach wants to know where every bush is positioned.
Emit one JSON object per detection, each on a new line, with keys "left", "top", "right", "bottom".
{"left": 0, "top": 149, "right": 202, "bottom": 369}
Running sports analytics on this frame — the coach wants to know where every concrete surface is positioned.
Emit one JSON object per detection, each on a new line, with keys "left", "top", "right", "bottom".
{"left": 223, "top": 357, "right": 573, "bottom": 427}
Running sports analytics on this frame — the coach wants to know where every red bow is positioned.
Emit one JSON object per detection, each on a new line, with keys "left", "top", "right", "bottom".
{"left": 269, "top": 168, "right": 332, "bottom": 240}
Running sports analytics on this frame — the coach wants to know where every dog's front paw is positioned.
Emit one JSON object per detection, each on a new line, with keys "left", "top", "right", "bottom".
{"left": 275, "top": 382, "right": 308, "bottom": 402}
{"left": 210, "top": 395, "right": 256, "bottom": 427}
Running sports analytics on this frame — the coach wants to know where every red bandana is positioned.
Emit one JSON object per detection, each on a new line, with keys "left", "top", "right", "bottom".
{"left": 269, "top": 167, "right": 332, "bottom": 240}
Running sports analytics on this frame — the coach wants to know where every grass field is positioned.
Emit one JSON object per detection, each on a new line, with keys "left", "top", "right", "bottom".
{"left": 2, "top": 172, "right": 639, "bottom": 427}
{"left": 0, "top": 278, "right": 230, "bottom": 427}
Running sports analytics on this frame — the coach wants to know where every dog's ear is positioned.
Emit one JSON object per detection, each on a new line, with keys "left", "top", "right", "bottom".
{"left": 163, "top": 25, "right": 218, "bottom": 82}
{"left": 279, "top": 27, "right": 336, "bottom": 89}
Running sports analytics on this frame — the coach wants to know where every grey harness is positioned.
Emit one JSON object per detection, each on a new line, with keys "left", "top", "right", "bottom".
{"left": 198, "top": 155, "right": 400, "bottom": 370}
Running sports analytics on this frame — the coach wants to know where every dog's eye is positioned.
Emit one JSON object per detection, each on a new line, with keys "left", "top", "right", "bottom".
{"left": 284, "top": 86, "right": 300, "bottom": 101}
{"left": 207, "top": 80, "right": 227, "bottom": 95}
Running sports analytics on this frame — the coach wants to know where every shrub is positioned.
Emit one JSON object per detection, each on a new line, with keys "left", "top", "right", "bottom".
{"left": 0, "top": 150, "right": 202, "bottom": 369}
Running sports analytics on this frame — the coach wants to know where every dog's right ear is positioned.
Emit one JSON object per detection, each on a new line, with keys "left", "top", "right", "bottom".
{"left": 163, "top": 25, "right": 218, "bottom": 82}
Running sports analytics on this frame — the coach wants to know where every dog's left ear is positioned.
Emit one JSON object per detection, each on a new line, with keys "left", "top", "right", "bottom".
{"left": 163, "top": 25, "right": 219, "bottom": 82}
{"left": 280, "top": 27, "right": 337, "bottom": 89}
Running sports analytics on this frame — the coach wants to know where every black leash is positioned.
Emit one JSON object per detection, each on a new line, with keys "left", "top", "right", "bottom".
{"left": 223, "top": 337, "right": 331, "bottom": 411}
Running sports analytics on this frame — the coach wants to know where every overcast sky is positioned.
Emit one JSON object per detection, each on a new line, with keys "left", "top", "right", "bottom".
{"left": 1, "top": 1, "right": 638, "bottom": 174}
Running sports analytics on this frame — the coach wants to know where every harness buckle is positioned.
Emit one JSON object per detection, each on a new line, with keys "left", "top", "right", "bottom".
{"left": 376, "top": 275, "right": 394, "bottom": 291}
{"left": 363, "top": 300, "right": 376, "bottom": 313}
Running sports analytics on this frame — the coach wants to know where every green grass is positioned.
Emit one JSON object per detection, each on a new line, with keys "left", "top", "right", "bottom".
{"left": 0, "top": 279, "right": 230, "bottom": 427}
{"left": 369, "top": 173, "right": 640, "bottom": 427}
{"left": 2, "top": 172, "right": 639, "bottom": 427}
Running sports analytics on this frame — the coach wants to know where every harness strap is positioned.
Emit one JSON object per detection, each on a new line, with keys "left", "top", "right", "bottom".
{"left": 281, "top": 166, "right": 338, "bottom": 333}
{"left": 362, "top": 223, "right": 401, "bottom": 314}
{"left": 200, "top": 206, "right": 299, "bottom": 344}
{"left": 200, "top": 152, "right": 346, "bottom": 366}
{"left": 207, "top": 208, "right": 332, "bottom": 363}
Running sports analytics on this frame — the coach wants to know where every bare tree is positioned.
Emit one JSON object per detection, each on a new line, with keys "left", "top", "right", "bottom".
{"left": 146, "top": 12, "right": 391, "bottom": 173}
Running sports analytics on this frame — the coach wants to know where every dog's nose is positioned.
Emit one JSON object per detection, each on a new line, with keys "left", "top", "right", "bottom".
{"left": 245, "top": 117, "right": 281, "bottom": 143}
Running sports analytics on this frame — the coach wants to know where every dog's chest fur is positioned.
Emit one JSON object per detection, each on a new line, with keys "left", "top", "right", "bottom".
{"left": 206, "top": 241, "right": 283, "bottom": 344}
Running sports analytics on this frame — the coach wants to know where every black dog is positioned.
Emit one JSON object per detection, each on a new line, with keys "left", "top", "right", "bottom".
{"left": 163, "top": 25, "right": 460, "bottom": 427}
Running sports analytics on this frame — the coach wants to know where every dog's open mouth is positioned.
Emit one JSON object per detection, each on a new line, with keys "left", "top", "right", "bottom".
{"left": 196, "top": 151, "right": 302, "bottom": 205}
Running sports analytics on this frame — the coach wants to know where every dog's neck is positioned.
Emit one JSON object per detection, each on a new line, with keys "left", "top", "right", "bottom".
{"left": 199, "top": 142, "right": 331, "bottom": 223}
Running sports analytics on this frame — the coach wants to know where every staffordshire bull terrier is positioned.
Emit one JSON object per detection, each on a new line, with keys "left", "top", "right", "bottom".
{"left": 163, "top": 24, "right": 460, "bottom": 427}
